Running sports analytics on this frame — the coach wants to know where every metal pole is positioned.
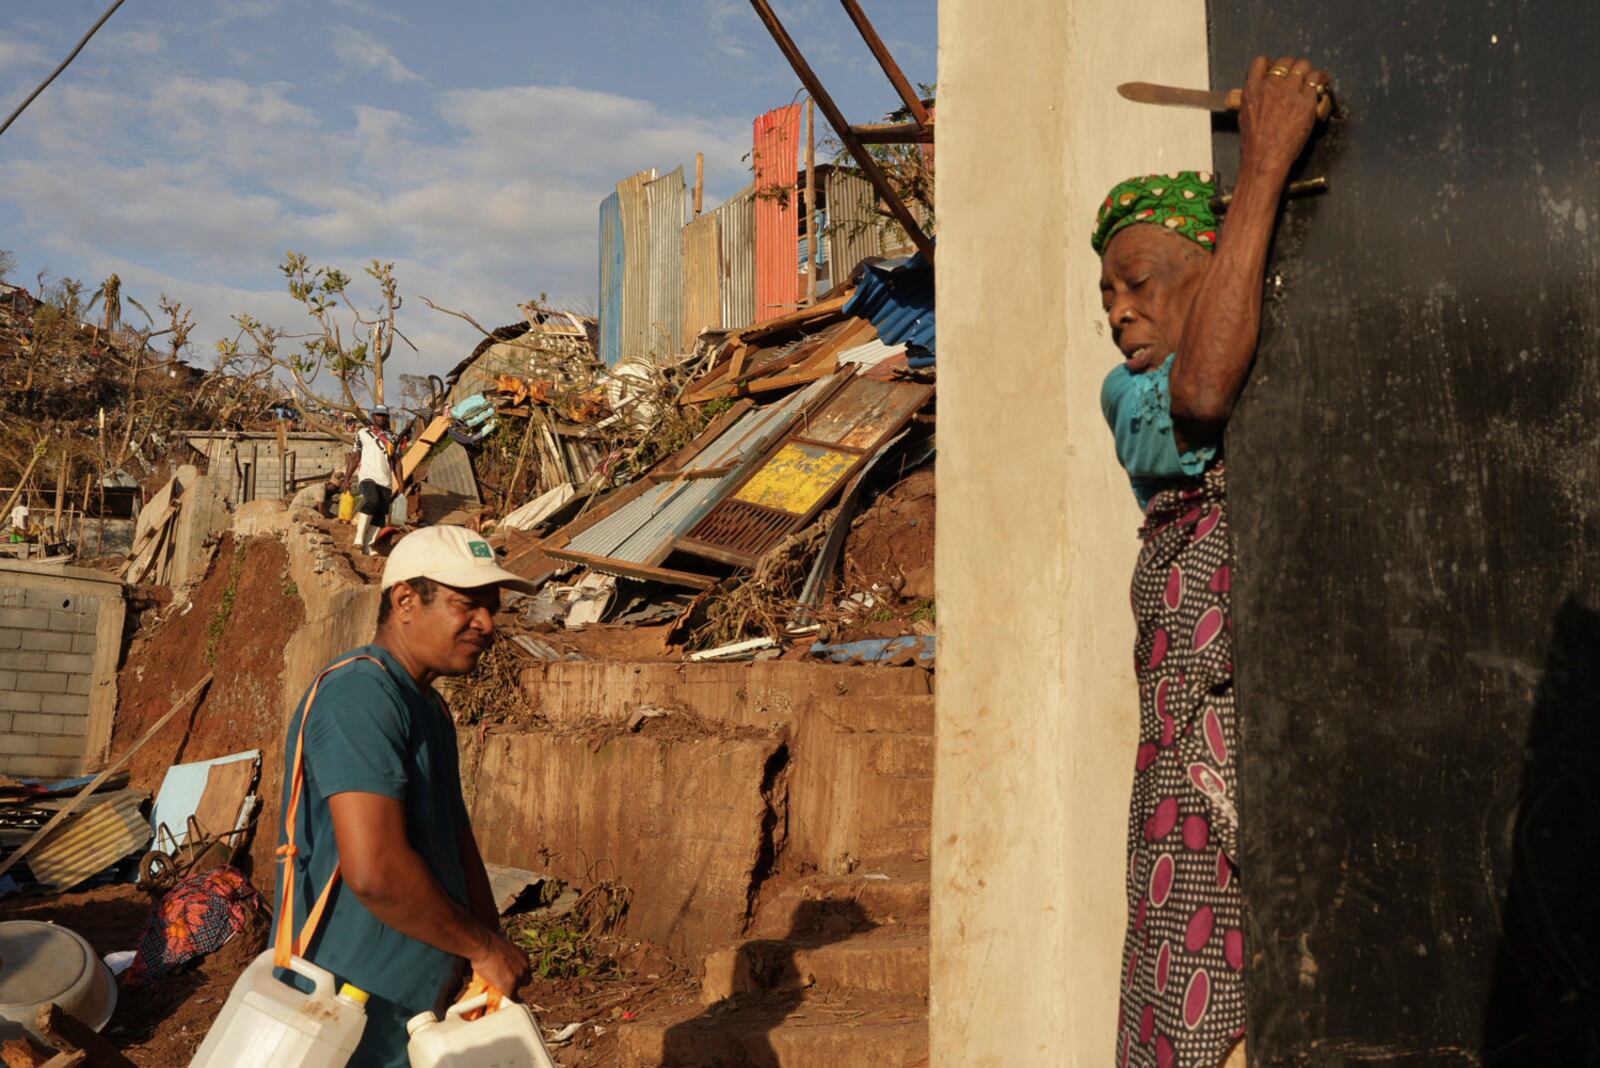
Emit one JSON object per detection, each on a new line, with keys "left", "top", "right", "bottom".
{"left": 805, "top": 98, "right": 818, "bottom": 305}
{"left": 746, "top": 0, "right": 935, "bottom": 262}
{"left": 837, "top": 0, "right": 930, "bottom": 126}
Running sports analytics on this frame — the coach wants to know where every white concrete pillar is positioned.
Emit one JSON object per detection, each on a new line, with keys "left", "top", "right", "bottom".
{"left": 932, "top": 3, "right": 1212, "bottom": 1063}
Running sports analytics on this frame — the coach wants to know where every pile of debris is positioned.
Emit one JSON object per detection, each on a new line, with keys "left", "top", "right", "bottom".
{"left": 426, "top": 255, "right": 938, "bottom": 715}
{"left": 0, "top": 674, "right": 270, "bottom": 1057}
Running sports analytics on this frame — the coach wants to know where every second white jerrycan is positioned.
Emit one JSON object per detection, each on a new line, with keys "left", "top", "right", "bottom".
{"left": 405, "top": 992, "right": 558, "bottom": 1068}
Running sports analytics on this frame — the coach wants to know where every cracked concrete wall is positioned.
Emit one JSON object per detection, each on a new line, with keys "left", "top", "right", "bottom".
{"left": 932, "top": 2, "right": 1211, "bottom": 1063}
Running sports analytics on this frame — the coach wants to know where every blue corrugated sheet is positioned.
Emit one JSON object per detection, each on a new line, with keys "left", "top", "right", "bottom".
{"left": 599, "top": 191, "right": 623, "bottom": 367}
{"left": 842, "top": 251, "right": 935, "bottom": 361}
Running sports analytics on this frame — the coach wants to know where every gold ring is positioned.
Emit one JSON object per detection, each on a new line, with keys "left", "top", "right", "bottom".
{"left": 1268, "top": 66, "right": 1291, "bottom": 77}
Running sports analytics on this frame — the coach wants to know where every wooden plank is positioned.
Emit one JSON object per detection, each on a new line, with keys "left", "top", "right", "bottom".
{"left": 191, "top": 757, "right": 258, "bottom": 842}
{"left": 540, "top": 547, "right": 718, "bottom": 590}
{"left": 399, "top": 415, "right": 451, "bottom": 486}
{"left": 0, "top": 674, "right": 212, "bottom": 881}
{"left": 34, "top": 1004, "right": 137, "bottom": 1068}
{"left": 122, "top": 502, "right": 177, "bottom": 583}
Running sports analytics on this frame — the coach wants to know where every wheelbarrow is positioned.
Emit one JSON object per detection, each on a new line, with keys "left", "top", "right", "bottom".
{"left": 138, "top": 813, "right": 255, "bottom": 893}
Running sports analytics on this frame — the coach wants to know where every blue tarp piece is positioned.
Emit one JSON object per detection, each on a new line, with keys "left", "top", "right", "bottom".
{"left": 842, "top": 252, "right": 935, "bottom": 360}
{"left": 598, "top": 191, "right": 624, "bottom": 368}
{"left": 808, "top": 635, "right": 936, "bottom": 666}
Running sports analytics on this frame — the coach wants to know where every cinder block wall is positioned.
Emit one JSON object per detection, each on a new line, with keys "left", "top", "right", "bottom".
{"left": 0, "top": 565, "right": 125, "bottom": 778}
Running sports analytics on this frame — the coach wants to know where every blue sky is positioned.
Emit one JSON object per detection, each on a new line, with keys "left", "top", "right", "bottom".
{"left": 0, "top": 0, "right": 934, "bottom": 380}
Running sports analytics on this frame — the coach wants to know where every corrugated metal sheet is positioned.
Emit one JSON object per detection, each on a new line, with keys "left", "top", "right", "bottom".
{"left": 425, "top": 441, "right": 479, "bottom": 502}
{"left": 825, "top": 168, "right": 892, "bottom": 286}
{"left": 598, "top": 191, "right": 623, "bottom": 367}
{"left": 645, "top": 167, "right": 687, "bottom": 360}
{"left": 753, "top": 104, "right": 802, "bottom": 324}
{"left": 680, "top": 212, "right": 722, "bottom": 351}
{"left": 835, "top": 338, "right": 908, "bottom": 368}
{"left": 28, "top": 789, "right": 149, "bottom": 892}
{"left": 566, "top": 377, "right": 837, "bottom": 565}
{"left": 716, "top": 185, "right": 756, "bottom": 330}
{"left": 617, "top": 169, "right": 655, "bottom": 363}
{"left": 842, "top": 253, "right": 936, "bottom": 355}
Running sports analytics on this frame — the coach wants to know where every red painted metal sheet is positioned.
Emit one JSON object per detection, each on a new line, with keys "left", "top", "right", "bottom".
{"left": 752, "top": 104, "right": 802, "bottom": 324}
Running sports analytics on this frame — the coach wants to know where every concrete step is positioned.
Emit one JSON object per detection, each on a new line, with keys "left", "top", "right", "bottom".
{"left": 700, "top": 924, "right": 930, "bottom": 1003}
{"left": 617, "top": 991, "right": 928, "bottom": 1068}
{"left": 750, "top": 865, "right": 931, "bottom": 940}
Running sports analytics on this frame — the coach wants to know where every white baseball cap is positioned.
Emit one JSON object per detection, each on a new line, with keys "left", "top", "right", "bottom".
{"left": 380, "top": 525, "right": 539, "bottom": 594}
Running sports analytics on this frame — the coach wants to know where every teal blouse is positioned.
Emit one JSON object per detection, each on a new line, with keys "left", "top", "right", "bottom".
{"left": 1100, "top": 353, "right": 1218, "bottom": 508}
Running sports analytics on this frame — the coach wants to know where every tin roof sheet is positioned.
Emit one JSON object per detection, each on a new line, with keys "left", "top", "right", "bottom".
{"left": 616, "top": 169, "right": 655, "bottom": 363}
{"left": 716, "top": 185, "right": 756, "bottom": 331}
{"left": 680, "top": 212, "right": 722, "bottom": 351}
{"left": 753, "top": 105, "right": 802, "bottom": 324}
{"left": 565, "top": 376, "right": 837, "bottom": 564}
{"left": 598, "top": 191, "right": 623, "bottom": 367}
{"left": 646, "top": 167, "right": 687, "bottom": 360}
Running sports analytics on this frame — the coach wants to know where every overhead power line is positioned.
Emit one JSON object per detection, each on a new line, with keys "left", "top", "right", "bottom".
{"left": 0, "top": 0, "right": 129, "bottom": 140}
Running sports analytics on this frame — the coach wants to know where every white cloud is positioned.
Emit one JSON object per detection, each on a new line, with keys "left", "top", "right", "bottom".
{"left": 105, "top": 29, "right": 165, "bottom": 56}
{"left": 0, "top": 66, "right": 749, "bottom": 378}
{"left": 0, "top": 36, "right": 48, "bottom": 71}
{"left": 329, "top": 25, "right": 424, "bottom": 85}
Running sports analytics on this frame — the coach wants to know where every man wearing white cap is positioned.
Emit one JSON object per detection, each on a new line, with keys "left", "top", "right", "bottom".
{"left": 343, "top": 404, "right": 400, "bottom": 556}
{"left": 275, "top": 526, "right": 535, "bottom": 1067}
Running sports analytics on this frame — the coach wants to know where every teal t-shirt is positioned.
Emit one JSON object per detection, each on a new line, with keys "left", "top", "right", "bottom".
{"left": 276, "top": 643, "right": 471, "bottom": 1013}
{"left": 1100, "top": 353, "right": 1219, "bottom": 508}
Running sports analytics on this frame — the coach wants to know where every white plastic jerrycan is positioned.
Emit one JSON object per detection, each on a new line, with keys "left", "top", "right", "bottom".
{"left": 189, "top": 950, "right": 367, "bottom": 1068}
{"left": 406, "top": 992, "right": 558, "bottom": 1068}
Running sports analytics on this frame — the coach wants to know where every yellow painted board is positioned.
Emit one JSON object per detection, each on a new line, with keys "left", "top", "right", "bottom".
{"left": 732, "top": 442, "right": 855, "bottom": 515}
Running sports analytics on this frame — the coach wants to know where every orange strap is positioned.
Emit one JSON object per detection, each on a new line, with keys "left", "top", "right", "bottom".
{"left": 458, "top": 973, "right": 506, "bottom": 1020}
{"left": 274, "top": 654, "right": 387, "bottom": 969}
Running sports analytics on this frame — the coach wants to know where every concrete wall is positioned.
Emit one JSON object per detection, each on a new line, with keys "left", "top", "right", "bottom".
{"left": 0, "top": 563, "right": 125, "bottom": 777}
{"left": 931, "top": 4, "right": 1210, "bottom": 1064}
{"left": 187, "top": 433, "right": 347, "bottom": 503}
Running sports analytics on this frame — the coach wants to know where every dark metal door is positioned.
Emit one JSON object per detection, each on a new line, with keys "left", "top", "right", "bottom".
{"left": 1206, "top": 3, "right": 1600, "bottom": 1063}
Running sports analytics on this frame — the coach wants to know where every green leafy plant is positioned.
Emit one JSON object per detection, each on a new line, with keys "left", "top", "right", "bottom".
{"left": 205, "top": 543, "right": 245, "bottom": 664}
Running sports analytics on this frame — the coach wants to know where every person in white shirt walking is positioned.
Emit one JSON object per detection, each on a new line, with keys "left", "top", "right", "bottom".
{"left": 343, "top": 405, "right": 401, "bottom": 556}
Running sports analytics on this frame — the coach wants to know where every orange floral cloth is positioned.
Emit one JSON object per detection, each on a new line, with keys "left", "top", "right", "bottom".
{"left": 125, "top": 865, "right": 264, "bottom": 988}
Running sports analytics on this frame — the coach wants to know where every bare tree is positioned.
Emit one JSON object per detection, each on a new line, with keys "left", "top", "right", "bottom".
{"left": 218, "top": 253, "right": 409, "bottom": 437}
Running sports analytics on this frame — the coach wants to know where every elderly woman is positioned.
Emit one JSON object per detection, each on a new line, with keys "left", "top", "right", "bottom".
{"left": 1095, "top": 56, "right": 1330, "bottom": 1068}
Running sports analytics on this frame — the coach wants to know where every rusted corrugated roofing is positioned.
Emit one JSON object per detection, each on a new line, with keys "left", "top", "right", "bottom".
{"left": 645, "top": 168, "right": 687, "bottom": 360}
{"left": 681, "top": 211, "right": 722, "bottom": 352}
{"left": 716, "top": 185, "right": 756, "bottom": 331}
{"left": 616, "top": 169, "right": 655, "bottom": 363}
{"left": 825, "top": 167, "right": 896, "bottom": 288}
{"left": 599, "top": 191, "right": 623, "bottom": 367}
{"left": 753, "top": 104, "right": 802, "bottom": 324}
{"left": 28, "top": 789, "right": 149, "bottom": 892}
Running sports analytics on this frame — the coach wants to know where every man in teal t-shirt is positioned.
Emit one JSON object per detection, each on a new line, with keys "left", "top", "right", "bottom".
{"left": 277, "top": 526, "right": 535, "bottom": 1067}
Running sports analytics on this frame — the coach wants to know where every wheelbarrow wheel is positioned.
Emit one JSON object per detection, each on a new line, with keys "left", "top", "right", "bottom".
{"left": 139, "top": 849, "right": 178, "bottom": 892}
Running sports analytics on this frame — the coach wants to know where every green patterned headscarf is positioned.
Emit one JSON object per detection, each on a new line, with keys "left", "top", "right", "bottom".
{"left": 1091, "top": 171, "right": 1219, "bottom": 257}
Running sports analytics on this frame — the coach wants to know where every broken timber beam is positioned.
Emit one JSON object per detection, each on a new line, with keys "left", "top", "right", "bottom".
{"left": 745, "top": 0, "right": 935, "bottom": 262}
{"left": 852, "top": 121, "right": 933, "bottom": 144}
{"left": 34, "top": 1004, "right": 137, "bottom": 1068}
{"left": 838, "top": 0, "right": 930, "bottom": 126}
